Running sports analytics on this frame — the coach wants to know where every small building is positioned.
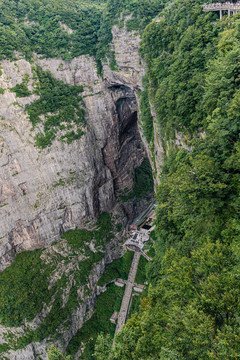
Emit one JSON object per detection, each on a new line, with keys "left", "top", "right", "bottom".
{"left": 110, "top": 311, "right": 118, "bottom": 324}
{"left": 125, "top": 230, "right": 149, "bottom": 251}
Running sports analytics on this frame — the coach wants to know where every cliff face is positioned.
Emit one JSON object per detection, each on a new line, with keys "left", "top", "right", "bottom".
{"left": 0, "top": 18, "right": 159, "bottom": 360}
{"left": 0, "top": 21, "right": 147, "bottom": 271}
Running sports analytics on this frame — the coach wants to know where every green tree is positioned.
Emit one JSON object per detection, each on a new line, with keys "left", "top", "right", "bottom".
{"left": 48, "top": 345, "right": 72, "bottom": 360}
{"left": 93, "top": 334, "right": 112, "bottom": 360}
{"left": 100, "top": 242, "right": 240, "bottom": 360}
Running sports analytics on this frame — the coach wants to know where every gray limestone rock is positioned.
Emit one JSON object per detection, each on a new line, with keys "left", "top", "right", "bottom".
{"left": 0, "top": 16, "right": 160, "bottom": 360}
{"left": 0, "top": 22, "right": 146, "bottom": 270}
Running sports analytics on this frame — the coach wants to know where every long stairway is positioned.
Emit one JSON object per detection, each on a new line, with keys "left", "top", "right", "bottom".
{"left": 114, "top": 251, "right": 141, "bottom": 335}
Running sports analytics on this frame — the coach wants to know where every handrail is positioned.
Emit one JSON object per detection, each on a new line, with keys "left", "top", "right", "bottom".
{"left": 203, "top": 3, "right": 240, "bottom": 10}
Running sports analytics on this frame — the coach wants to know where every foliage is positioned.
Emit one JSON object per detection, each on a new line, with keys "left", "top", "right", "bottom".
{"left": 94, "top": 334, "right": 112, "bottom": 360}
{"left": 66, "top": 284, "right": 124, "bottom": 358}
{"left": 98, "top": 242, "right": 240, "bottom": 360}
{"left": 95, "top": 212, "right": 114, "bottom": 244}
{"left": 121, "top": 157, "right": 154, "bottom": 201}
{"left": 0, "top": 250, "right": 54, "bottom": 327}
{"left": 133, "top": 158, "right": 154, "bottom": 198}
{"left": 48, "top": 345, "right": 72, "bottom": 360}
{"left": 10, "top": 75, "right": 31, "bottom": 97}
{"left": 62, "top": 229, "right": 92, "bottom": 250}
{"left": 0, "top": 212, "right": 115, "bottom": 353}
{"left": 26, "top": 65, "right": 85, "bottom": 148}
{"left": 97, "top": 251, "right": 134, "bottom": 287}
{"left": 0, "top": 0, "right": 166, "bottom": 66}
{"left": 140, "top": 76, "right": 154, "bottom": 144}
{"left": 95, "top": 2, "right": 240, "bottom": 360}
{"left": 62, "top": 212, "right": 114, "bottom": 251}
{"left": 0, "top": 0, "right": 106, "bottom": 60}
{"left": 134, "top": 255, "right": 148, "bottom": 285}
{"left": 140, "top": 0, "right": 220, "bottom": 138}
{"left": 11, "top": 82, "right": 31, "bottom": 97}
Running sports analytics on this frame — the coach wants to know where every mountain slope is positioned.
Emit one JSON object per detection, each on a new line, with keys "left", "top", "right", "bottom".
{"left": 95, "top": 1, "right": 240, "bottom": 359}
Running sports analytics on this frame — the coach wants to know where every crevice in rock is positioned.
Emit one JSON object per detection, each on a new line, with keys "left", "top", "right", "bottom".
{"left": 102, "top": 83, "right": 145, "bottom": 196}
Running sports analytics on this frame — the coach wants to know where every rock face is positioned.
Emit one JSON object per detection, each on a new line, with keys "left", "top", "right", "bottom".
{"left": 0, "top": 17, "right": 158, "bottom": 360}
{"left": 0, "top": 20, "right": 146, "bottom": 271}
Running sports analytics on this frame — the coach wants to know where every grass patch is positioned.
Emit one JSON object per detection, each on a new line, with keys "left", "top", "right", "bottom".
{"left": 0, "top": 203, "right": 8, "bottom": 208}
{"left": 94, "top": 212, "right": 114, "bottom": 245}
{"left": 62, "top": 229, "right": 92, "bottom": 250}
{"left": 10, "top": 74, "right": 31, "bottom": 97}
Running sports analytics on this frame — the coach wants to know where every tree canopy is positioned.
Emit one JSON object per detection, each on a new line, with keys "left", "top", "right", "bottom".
{"left": 95, "top": 1, "right": 240, "bottom": 359}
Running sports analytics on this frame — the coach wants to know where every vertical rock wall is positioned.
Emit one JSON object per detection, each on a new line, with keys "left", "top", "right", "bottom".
{"left": 0, "top": 16, "right": 163, "bottom": 360}
{"left": 0, "top": 20, "right": 149, "bottom": 270}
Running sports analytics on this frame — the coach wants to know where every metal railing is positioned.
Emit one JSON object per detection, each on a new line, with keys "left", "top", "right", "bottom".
{"left": 203, "top": 2, "right": 240, "bottom": 11}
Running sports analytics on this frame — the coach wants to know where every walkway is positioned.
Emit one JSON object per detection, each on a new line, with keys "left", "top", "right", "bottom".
{"left": 140, "top": 249, "right": 152, "bottom": 262}
{"left": 203, "top": 2, "right": 240, "bottom": 18}
{"left": 115, "top": 251, "right": 141, "bottom": 334}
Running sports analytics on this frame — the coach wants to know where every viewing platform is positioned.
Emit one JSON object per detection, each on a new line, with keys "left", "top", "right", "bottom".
{"left": 111, "top": 206, "right": 155, "bottom": 340}
{"left": 203, "top": 2, "right": 240, "bottom": 19}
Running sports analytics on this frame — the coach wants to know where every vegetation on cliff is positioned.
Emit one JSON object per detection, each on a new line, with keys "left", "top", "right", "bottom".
{"left": 94, "top": 1, "right": 240, "bottom": 359}
{"left": 0, "top": 0, "right": 166, "bottom": 66}
{"left": 0, "top": 213, "right": 116, "bottom": 354}
{"left": 121, "top": 158, "right": 154, "bottom": 201}
{"left": 1, "top": 0, "right": 240, "bottom": 359}
{"left": 27, "top": 66, "right": 85, "bottom": 147}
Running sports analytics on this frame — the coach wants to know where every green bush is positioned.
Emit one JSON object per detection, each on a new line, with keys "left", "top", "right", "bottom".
{"left": 0, "top": 0, "right": 167, "bottom": 69}
{"left": 62, "top": 212, "right": 114, "bottom": 251}
{"left": 10, "top": 82, "right": 31, "bottom": 97}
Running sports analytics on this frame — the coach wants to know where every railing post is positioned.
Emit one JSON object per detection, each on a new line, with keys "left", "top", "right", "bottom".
{"left": 220, "top": 9, "right": 222, "bottom": 19}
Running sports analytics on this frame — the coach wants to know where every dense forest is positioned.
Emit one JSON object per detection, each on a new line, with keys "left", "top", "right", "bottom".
{"left": 1, "top": 0, "right": 240, "bottom": 359}
{"left": 94, "top": 0, "right": 240, "bottom": 359}
{"left": 0, "top": 0, "right": 166, "bottom": 70}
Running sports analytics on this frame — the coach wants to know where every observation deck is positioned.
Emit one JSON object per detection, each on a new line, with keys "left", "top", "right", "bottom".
{"left": 203, "top": 2, "right": 240, "bottom": 19}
